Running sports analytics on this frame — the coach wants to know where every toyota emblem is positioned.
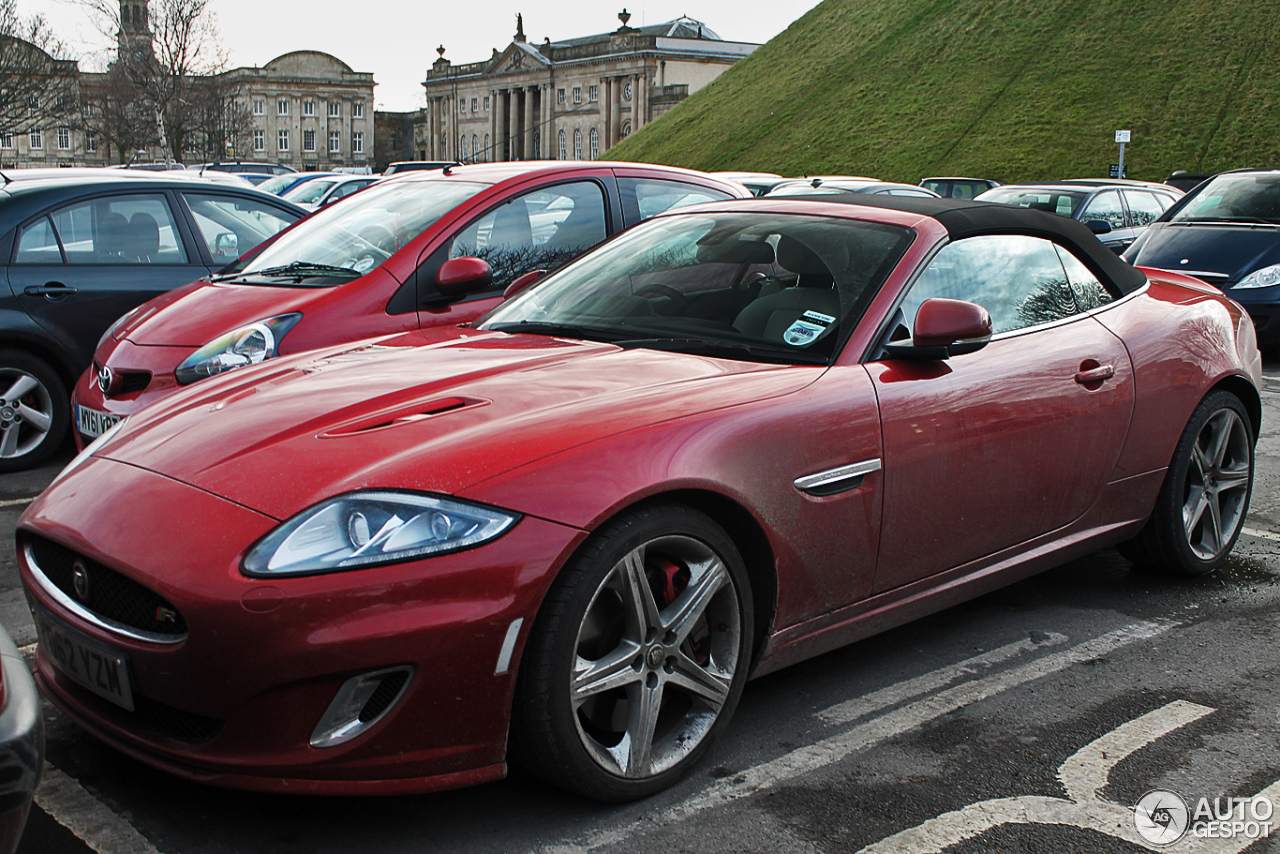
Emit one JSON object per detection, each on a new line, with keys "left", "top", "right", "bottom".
{"left": 96, "top": 365, "right": 117, "bottom": 396}
{"left": 71, "top": 559, "right": 91, "bottom": 602}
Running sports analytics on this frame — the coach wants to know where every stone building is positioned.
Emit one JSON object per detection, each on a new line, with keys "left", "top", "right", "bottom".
{"left": 417, "top": 11, "right": 755, "bottom": 163}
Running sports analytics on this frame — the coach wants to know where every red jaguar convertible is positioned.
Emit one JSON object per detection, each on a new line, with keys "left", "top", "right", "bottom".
{"left": 18, "top": 195, "right": 1261, "bottom": 802}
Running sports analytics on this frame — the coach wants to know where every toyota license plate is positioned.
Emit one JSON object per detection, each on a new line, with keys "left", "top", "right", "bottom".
{"left": 35, "top": 608, "right": 135, "bottom": 711}
{"left": 75, "top": 404, "right": 123, "bottom": 440}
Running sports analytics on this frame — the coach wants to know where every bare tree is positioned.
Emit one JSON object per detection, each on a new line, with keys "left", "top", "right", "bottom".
{"left": 0, "top": 0, "right": 78, "bottom": 135}
{"left": 79, "top": 0, "right": 236, "bottom": 164}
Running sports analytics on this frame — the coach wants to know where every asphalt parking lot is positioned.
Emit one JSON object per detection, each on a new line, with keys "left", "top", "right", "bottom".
{"left": 2, "top": 357, "right": 1279, "bottom": 854}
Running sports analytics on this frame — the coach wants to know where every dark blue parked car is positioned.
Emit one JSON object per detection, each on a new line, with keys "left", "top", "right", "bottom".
{"left": 1125, "top": 168, "right": 1280, "bottom": 351}
{"left": 0, "top": 169, "right": 304, "bottom": 471}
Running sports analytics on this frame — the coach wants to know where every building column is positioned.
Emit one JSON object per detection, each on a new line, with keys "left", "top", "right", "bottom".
{"left": 524, "top": 86, "right": 537, "bottom": 160}
{"left": 601, "top": 76, "right": 613, "bottom": 149}
{"left": 508, "top": 89, "right": 521, "bottom": 160}
{"left": 541, "top": 84, "right": 553, "bottom": 158}
{"left": 611, "top": 77, "right": 623, "bottom": 147}
{"left": 489, "top": 90, "right": 498, "bottom": 162}
{"left": 634, "top": 72, "right": 646, "bottom": 132}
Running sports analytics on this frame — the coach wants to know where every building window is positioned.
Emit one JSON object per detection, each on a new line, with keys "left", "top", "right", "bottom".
{"left": 459, "top": 98, "right": 465, "bottom": 112}
{"left": 278, "top": 129, "right": 289, "bottom": 151}
{"left": 277, "top": 99, "right": 289, "bottom": 116}
{"left": 86, "top": 132, "right": 97, "bottom": 153}
{"left": 57, "top": 127, "right": 71, "bottom": 150}
{"left": 589, "top": 85, "right": 598, "bottom": 102}
{"left": 460, "top": 134, "right": 468, "bottom": 161}
{"left": 573, "top": 128, "right": 582, "bottom": 160}
{"left": 483, "top": 96, "right": 490, "bottom": 111}
{"left": 303, "top": 99, "right": 315, "bottom": 116}
{"left": 589, "top": 128, "right": 599, "bottom": 160}
{"left": 328, "top": 102, "right": 341, "bottom": 118}
{"left": 1, "top": 132, "right": 12, "bottom": 149}
{"left": 472, "top": 134, "right": 479, "bottom": 160}
{"left": 352, "top": 102, "right": 363, "bottom": 119}
{"left": 557, "top": 88, "right": 565, "bottom": 105}
{"left": 532, "top": 131, "right": 540, "bottom": 159}
{"left": 329, "top": 130, "right": 340, "bottom": 153}
{"left": 253, "top": 129, "right": 265, "bottom": 151}
{"left": 303, "top": 129, "right": 315, "bottom": 152}
{"left": 253, "top": 99, "right": 264, "bottom": 115}
{"left": 483, "top": 133, "right": 490, "bottom": 162}
{"left": 558, "top": 129, "right": 566, "bottom": 160}
{"left": 29, "top": 129, "right": 42, "bottom": 149}
{"left": 27, "top": 95, "right": 37, "bottom": 111}
{"left": 622, "top": 121, "right": 632, "bottom": 138}
{"left": 84, "top": 102, "right": 96, "bottom": 117}
{"left": 352, "top": 131, "right": 364, "bottom": 154}
{"left": 572, "top": 86, "right": 582, "bottom": 104}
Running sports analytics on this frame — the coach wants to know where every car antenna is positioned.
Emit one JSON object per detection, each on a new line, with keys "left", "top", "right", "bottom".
{"left": 0, "top": 169, "right": 9, "bottom": 185}
{"left": 441, "top": 161, "right": 462, "bottom": 175}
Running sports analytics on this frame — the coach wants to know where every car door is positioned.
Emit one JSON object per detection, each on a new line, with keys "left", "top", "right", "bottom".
{"left": 7, "top": 190, "right": 207, "bottom": 369}
{"left": 867, "top": 234, "right": 1134, "bottom": 593}
{"left": 1079, "top": 189, "right": 1132, "bottom": 252}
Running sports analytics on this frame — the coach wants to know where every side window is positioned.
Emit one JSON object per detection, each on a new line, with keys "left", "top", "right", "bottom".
{"left": 1080, "top": 190, "right": 1126, "bottom": 230}
{"left": 1123, "top": 190, "right": 1164, "bottom": 227}
{"left": 15, "top": 217, "right": 62, "bottom": 264}
{"left": 900, "top": 235, "right": 1082, "bottom": 335}
{"left": 1054, "top": 245, "right": 1116, "bottom": 311}
{"left": 617, "top": 177, "right": 734, "bottom": 225}
{"left": 448, "top": 181, "right": 607, "bottom": 290}
{"left": 35, "top": 194, "right": 188, "bottom": 265}
{"left": 182, "top": 193, "right": 297, "bottom": 265}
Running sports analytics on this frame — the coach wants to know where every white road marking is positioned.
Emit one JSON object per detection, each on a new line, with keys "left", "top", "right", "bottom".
{"left": 857, "top": 699, "right": 1280, "bottom": 853}
{"left": 1242, "top": 526, "right": 1280, "bottom": 543}
{"left": 819, "top": 631, "right": 1068, "bottom": 726}
{"left": 0, "top": 497, "right": 34, "bottom": 509}
{"left": 35, "top": 765, "right": 162, "bottom": 854}
{"left": 541, "top": 619, "right": 1175, "bottom": 854}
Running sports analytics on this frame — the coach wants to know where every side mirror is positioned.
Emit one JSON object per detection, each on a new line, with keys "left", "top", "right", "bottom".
{"left": 214, "top": 232, "right": 239, "bottom": 256}
{"left": 503, "top": 269, "right": 547, "bottom": 300}
{"left": 1085, "top": 219, "right": 1113, "bottom": 235}
{"left": 882, "top": 298, "right": 992, "bottom": 360}
{"left": 436, "top": 256, "right": 492, "bottom": 296}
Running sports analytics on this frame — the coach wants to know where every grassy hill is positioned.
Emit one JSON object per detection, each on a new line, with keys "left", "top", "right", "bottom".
{"left": 609, "top": 0, "right": 1280, "bottom": 183}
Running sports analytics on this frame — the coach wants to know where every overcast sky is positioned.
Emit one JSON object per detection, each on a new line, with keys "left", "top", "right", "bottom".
{"left": 29, "top": 0, "right": 820, "bottom": 111}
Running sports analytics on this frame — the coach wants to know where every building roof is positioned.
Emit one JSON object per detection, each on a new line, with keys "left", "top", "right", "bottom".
{"left": 548, "top": 16, "right": 723, "bottom": 49}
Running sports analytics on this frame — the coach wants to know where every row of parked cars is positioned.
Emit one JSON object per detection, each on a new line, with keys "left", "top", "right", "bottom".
{"left": 0, "top": 157, "right": 1269, "bottom": 835}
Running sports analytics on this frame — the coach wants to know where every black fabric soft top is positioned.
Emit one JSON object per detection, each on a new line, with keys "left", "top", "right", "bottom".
{"left": 766, "top": 192, "right": 1150, "bottom": 295}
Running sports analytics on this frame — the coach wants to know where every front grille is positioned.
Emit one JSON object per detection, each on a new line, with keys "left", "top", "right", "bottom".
{"left": 116, "top": 371, "right": 151, "bottom": 395}
{"left": 25, "top": 535, "right": 187, "bottom": 638}
{"left": 132, "top": 695, "right": 223, "bottom": 744}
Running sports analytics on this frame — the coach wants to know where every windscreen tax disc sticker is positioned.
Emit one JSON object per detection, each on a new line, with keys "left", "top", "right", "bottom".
{"left": 783, "top": 310, "right": 835, "bottom": 347}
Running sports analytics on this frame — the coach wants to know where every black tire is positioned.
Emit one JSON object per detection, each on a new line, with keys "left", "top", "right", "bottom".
{"left": 512, "top": 504, "right": 753, "bottom": 802}
{"left": 1121, "top": 390, "right": 1254, "bottom": 576}
{"left": 0, "top": 350, "right": 69, "bottom": 473}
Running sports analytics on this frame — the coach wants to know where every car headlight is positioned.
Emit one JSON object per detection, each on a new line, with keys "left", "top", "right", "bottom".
{"left": 174, "top": 313, "right": 301, "bottom": 385}
{"left": 242, "top": 491, "right": 520, "bottom": 577}
{"left": 1236, "top": 264, "right": 1280, "bottom": 289}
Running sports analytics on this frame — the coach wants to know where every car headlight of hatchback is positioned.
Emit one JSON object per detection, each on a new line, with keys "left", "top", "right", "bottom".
{"left": 174, "top": 313, "right": 302, "bottom": 385}
{"left": 1236, "top": 264, "right": 1280, "bottom": 289}
{"left": 242, "top": 491, "right": 520, "bottom": 577}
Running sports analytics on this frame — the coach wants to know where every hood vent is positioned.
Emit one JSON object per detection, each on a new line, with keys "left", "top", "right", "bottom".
{"left": 320, "top": 396, "right": 487, "bottom": 437}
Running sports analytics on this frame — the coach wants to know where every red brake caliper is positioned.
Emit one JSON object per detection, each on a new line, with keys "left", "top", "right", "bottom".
{"left": 658, "top": 559, "right": 709, "bottom": 665}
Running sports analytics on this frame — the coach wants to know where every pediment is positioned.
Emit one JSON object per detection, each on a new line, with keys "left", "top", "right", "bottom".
{"left": 486, "top": 43, "right": 549, "bottom": 76}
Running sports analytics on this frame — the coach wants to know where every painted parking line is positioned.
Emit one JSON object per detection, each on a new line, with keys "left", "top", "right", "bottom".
{"left": 35, "top": 766, "right": 162, "bottom": 854}
{"left": 1242, "top": 526, "right": 1280, "bottom": 543}
{"left": 0, "top": 496, "right": 35, "bottom": 509}
{"left": 541, "top": 619, "right": 1176, "bottom": 854}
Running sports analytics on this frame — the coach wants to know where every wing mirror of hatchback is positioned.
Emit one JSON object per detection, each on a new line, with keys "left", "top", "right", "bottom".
{"left": 882, "top": 297, "right": 993, "bottom": 360}
{"left": 1085, "top": 219, "right": 1113, "bottom": 235}
{"left": 436, "top": 256, "right": 493, "bottom": 296}
{"left": 503, "top": 269, "right": 547, "bottom": 300}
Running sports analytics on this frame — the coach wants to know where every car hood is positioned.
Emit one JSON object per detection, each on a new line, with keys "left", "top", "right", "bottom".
{"left": 97, "top": 331, "right": 821, "bottom": 519}
{"left": 119, "top": 275, "right": 381, "bottom": 347}
{"left": 1131, "top": 223, "right": 1280, "bottom": 283}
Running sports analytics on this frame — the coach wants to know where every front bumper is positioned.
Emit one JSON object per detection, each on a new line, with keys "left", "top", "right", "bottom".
{"left": 18, "top": 457, "right": 583, "bottom": 795}
{"left": 71, "top": 340, "right": 193, "bottom": 450}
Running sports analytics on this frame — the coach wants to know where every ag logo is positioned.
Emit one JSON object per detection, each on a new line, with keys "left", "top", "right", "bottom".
{"left": 71, "top": 558, "right": 91, "bottom": 603}
{"left": 1135, "top": 789, "right": 1189, "bottom": 845}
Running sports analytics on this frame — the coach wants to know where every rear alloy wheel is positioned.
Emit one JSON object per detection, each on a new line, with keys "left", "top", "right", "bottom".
{"left": 1123, "top": 390, "right": 1254, "bottom": 576}
{"left": 514, "top": 505, "right": 752, "bottom": 801}
{"left": 0, "top": 350, "right": 68, "bottom": 473}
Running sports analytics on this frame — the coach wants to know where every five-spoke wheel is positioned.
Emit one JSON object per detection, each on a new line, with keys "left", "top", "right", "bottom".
{"left": 514, "top": 504, "right": 752, "bottom": 801}
{"left": 0, "top": 350, "right": 68, "bottom": 472}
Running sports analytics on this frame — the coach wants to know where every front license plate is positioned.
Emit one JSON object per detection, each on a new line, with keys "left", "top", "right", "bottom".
{"left": 35, "top": 609, "right": 135, "bottom": 711}
{"left": 76, "top": 404, "right": 123, "bottom": 440}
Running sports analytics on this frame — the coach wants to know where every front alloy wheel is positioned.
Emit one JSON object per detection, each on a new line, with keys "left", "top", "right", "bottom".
{"left": 514, "top": 505, "right": 752, "bottom": 801}
{"left": 0, "top": 350, "right": 68, "bottom": 472}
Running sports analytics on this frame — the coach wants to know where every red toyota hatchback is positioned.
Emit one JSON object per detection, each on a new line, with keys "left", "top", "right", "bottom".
{"left": 20, "top": 196, "right": 1261, "bottom": 802}
{"left": 71, "top": 162, "right": 747, "bottom": 446}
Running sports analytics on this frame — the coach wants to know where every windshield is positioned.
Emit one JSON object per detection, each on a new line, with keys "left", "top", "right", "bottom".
{"left": 479, "top": 211, "right": 914, "bottom": 364}
{"left": 225, "top": 179, "right": 489, "bottom": 281}
{"left": 976, "top": 187, "right": 1088, "bottom": 218}
{"left": 284, "top": 179, "right": 340, "bottom": 205}
{"left": 1169, "top": 173, "right": 1280, "bottom": 224}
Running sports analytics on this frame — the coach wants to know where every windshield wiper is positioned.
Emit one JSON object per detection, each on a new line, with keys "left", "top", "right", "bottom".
{"left": 1177, "top": 216, "right": 1280, "bottom": 226}
{"left": 614, "top": 337, "right": 830, "bottom": 365}
{"left": 485, "top": 321, "right": 634, "bottom": 343}
{"left": 241, "top": 261, "right": 363, "bottom": 280}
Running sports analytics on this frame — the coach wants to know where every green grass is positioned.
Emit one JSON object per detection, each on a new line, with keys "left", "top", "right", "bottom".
{"left": 610, "top": 0, "right": 1280, "bottom": 182}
